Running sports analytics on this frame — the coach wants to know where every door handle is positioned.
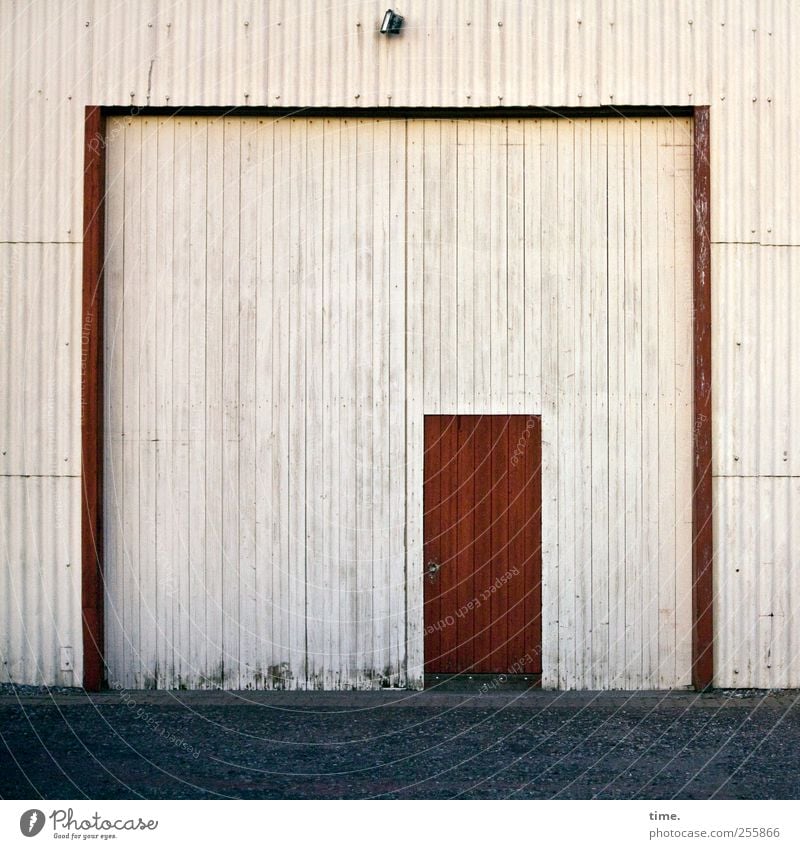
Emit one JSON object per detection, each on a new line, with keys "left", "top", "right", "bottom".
{"left": 426, "top": 560, "right": 442, "bottom": 581}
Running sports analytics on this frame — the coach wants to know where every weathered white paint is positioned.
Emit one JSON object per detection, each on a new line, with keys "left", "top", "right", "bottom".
{"left": 3, "top": 1, "right": 800, "bottom": 689}
{"left": 103, "top": 115, "right": 693, "bottom": 690}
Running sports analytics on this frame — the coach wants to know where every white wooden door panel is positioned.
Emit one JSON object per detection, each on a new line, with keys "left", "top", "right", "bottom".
{"left": 104, "top": 115, "right": 693, "bottom": 689}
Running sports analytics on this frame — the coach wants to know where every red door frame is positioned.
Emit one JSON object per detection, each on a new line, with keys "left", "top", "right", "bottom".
{"left": 80, "top": 105, "right": 712, "bottom": 691}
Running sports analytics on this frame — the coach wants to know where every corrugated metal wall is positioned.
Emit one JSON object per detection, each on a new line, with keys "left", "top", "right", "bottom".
{"left": 2, "top": 0, "right": 798, "bottom": 688}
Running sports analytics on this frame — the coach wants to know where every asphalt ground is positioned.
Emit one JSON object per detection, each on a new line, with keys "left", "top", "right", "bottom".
{"left": 1, "top": 687, "right": 799, "bottom": 799}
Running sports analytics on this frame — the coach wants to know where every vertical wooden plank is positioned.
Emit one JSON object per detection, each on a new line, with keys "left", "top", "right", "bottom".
{"left": 525, "top": 416, "right": 543, "bottom": 673}
{"left": 656, "top": 117, "right": 678, "bottom": 689}
{"left": 187, "top": 117, "right": 208, "bottom": 688}
{"left": 250, "top": 119, "right": 271, "bottom": 686}
{"left": 405, "top": 119, "right": 426, "bottom": 687}
{"left": 472, "top": 415, "right": 494, "bottom": 672}
{"left": 606, "top": 118, "right": 627, "bottom": 688}
{"left": 538, "top": 119, "right": 560, "bottom": 687}
{"left": 489, "top": 121, "right": 509, "bottom": 411}
{"left": 154, "top": 117, "right": 175, "bottom": 688}
{"left": 472, "top": 122, "right": 491, "bottom": 411}
{"left": 455, "top": 416, "right": 475, "bottom": 671}
{"left": 675, "top": 117, "right": 695, "bottom": 687}
{"left": 120, "top": 117, "right": 142, "bottom": 689}
{"left": 522, "top": 120, "right": 544, "bottom": 676}
{"left": 138, "top": 118, "right": 159, "bottom": 689}
{"left": 271, "top": 120, "right": 291, "bottom": 686}
{"left": 506, "top": 415, "right": 527, "bottom": 671}
{"left": 507, "top": 121, "right": 526, "bottom": 413}
{"left": 221, "top": 117, "right": 241, "bottom": 688}
{"left": 171, "top": 117, "right": 192, "bottom": 689}
{"left": 287, "top": 118, "right": 307, "bottom": 686}
{"left": 333, "top": 117, "right": 356, "bottom": 686}
{"left": 589, "top": 119, "right": 610, "bottom": 689}
{"left": 423, "top": 415, "right": 441, "bottom": 673}
{"left": 437, "top": 416, "right": 459, "bottom": 673}
{"left": 422, "top": 120, "right": 441, "bottom": 415}
{"left": 237, "top": 117, "right": 258, "bottom": 689}
{"left": 101, "top": 116, "right": 122, "bottom": 689}
{"left": 640, "top": 117, "right": 662, "bottom": 687}
{"left": 456, "top": 121, "right": 475, "bottom": 414}
{"left": 338, "top": 118, "right": 358, "bottom": 687}
{"left": 254, "top": 118, "right": 276, "bottom": 686}
{"left": 623, "top": 118, "right": 643, "bottom": 690}
{"left": 82, "top": 106, "right": 108, "bottom": 691}
{"left": 388, "top": 118, "right": 407, "bottom": 685}
{"left": 355, "top": 118, "right": 374, "bottom": 686}
{"left": 439, "top": 121, "right": 458, "bottom": 414}
{"left": 573, "top": 119, "right": 592, "bottom": 689}
{"left": 556, "top": 118, "right": 576, "bottom": 689}
{"left": 82, "top": 105, "right": 107, "bottom": 691}
{"left": 523, "top": 120, "right": 543, "bottom": 413}
{"left": 204, "top": 118, "right": 225, "bottom": 687}
{"left": 692, "top": 106, "right": 714, "bottom": 690}
{"left": 371, "top": 118, "right": 392, "bottom": 684}
{"left": 304, "top": 118, "right": 325, "bottom": 688}
{"left": 321, "top": 119, "right": 340, "bottom": 687}
{"left": 489, "top": 416, "right": 510, "bottom": 671}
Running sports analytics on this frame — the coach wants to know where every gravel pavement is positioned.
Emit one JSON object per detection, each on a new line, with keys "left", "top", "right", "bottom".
{"left": 1, "top": 687, "right": 799, "bottom": 799}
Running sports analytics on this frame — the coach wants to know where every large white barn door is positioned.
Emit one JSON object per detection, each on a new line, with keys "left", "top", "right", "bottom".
{"left": 404, "top": 117, "right": 694, "bottom": 689}
{"left": 104, "top": 115, "right": 693, "bottom": 690}
{"left": 104, "top": 116, "right": 407, "bottom": 689}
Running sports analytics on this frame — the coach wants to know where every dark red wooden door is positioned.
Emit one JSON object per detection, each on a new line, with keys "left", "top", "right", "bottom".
{"left": 423, "top": 415, "right": 542, "bottom": 675}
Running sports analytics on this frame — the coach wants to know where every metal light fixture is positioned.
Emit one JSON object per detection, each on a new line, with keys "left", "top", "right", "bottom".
{"left": 380, "top": 9, "right": 404, "bottom": 34}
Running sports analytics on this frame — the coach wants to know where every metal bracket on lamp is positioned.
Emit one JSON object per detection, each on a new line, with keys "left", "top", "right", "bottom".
{"left": 380, "top": 9, "right": 404, "bottom": 35}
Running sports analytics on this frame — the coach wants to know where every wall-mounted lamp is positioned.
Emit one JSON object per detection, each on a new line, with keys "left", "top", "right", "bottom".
{"left": 380, "top": 9, "right": 404, "bottom": 35}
